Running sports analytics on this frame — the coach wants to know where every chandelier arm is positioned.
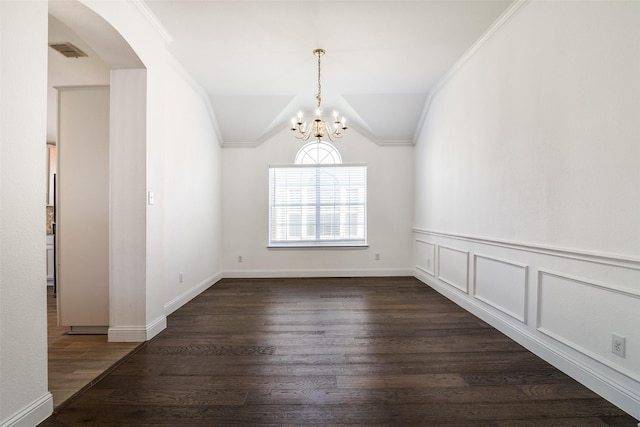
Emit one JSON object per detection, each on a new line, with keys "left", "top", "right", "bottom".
{"left": 325, "top": 131, "right": 335, "bottom": 142}
{"left": 300, "top": 125, "right": 312, "bottom": 140}
{"left": 293, "top": 127, "right": 312, "bottom": 141}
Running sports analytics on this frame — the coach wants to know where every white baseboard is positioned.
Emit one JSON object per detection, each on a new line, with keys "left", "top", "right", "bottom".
{"left": 107, "top": 315, "right": 167, "bottom": 342}
{"left": 108, "top": 325, "right": 147, "bottom": 342}
{"left": 0, "top": 392, "right": 52, "bottom": 427}
{"left": 145, "top": 315, "right": 166, "bottom": 340}
{"left": 223, "top": 268, "right": 413, "bottom": 279}
{"left": 164, "top": 272, "right": 223, "bottom": 316}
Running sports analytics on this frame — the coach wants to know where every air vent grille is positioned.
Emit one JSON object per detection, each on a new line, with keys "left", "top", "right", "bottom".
{"left": 49, "top": 42, "right": 87, "bottom": 58}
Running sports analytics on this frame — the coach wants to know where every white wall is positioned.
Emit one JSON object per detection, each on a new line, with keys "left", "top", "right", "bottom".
{"left": 163, "top": 62, "right": 223, "bottom": 314}
{"left": 0, "top": 1, "right": 53, "bottom": 426}
{"left": 415, "top": 1, "right": 640, "bottom": 256}
{"left": 223, "top": 130, "right": 414, "bottom": 277}
{"left": 414, "top": 1, "right": 640, "bottom": 419}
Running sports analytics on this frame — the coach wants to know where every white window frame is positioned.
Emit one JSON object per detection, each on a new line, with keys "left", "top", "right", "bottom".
{"left": 268, "top": 141, "right": 367, "bottom": 248}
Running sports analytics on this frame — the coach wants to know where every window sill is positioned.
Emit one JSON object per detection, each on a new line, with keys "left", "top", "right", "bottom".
{"left": 268, "top": 242, "right": 368, "bottom": 249}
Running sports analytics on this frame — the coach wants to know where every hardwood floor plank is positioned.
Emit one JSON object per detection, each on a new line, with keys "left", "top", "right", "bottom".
{"left": 495, "top": 419, "right": 613, "bottom": 427}
{"left": 99, "top": 389, "right": 248, "bottom": 406}
{"left": 158, "top": 362, "right": 404, "bottom": 377}
{"left": 244, "top": 385, "right": 532, "bottom": 405}
{"left": 517, "top": 383, "right": 604, "bottom": 400}
{"left": 336, "top": 373, "right": 467, "bottom": 389}
{"left": 462, "top": 371, "right": 575, "bottom": 386}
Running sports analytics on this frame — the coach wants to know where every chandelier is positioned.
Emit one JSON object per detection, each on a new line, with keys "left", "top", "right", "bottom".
{"left": 290, "top": 49, "right": 348, "bottom": 142}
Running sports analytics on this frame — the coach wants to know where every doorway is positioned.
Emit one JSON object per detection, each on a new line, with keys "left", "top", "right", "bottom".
{"left": 46, "top": 3, "right": 146, "bottom": 407}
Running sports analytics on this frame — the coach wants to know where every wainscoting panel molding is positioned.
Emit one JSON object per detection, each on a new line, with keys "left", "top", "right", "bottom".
{"left": 437, "top": 245, "right": 469, "bottom": 293}
{"left": 537, "top": 269, "right": 640, "bottom": 383}
{"left": 415, "top": 239, "right": 436, "bottom": 276}
{"left": 413, "top": 228, "right": 640, "bottom": 420}
{"left": 474, "top": 254, "right": 528, "bottom": 323}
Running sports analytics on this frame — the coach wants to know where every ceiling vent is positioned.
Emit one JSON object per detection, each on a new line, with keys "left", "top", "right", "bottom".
{"left": 49, "top": 42, "right": 87, "bottom": 58}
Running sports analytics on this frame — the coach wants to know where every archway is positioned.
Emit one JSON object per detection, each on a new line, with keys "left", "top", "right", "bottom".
{"left": 48, "top": 0, "right": 148, "bottom": 343}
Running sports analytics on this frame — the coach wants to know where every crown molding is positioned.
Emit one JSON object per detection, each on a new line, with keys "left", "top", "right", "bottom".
{"left": 130, "top": 0, "right": 173, "bottom": 44}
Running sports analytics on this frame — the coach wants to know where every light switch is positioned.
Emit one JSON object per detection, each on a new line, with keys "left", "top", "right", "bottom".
{"left": 148, "top": 191, "right": 154, "bottom": 205}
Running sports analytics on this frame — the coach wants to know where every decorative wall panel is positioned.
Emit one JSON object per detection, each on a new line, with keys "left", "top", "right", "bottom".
{"left": 474, "top": 254, "right": 528, "bottom": 322}
{"left": 437, "top": 245, "right": 469, "bottom": 293}
{"left": 537, "top": 270, "right": 640, "bottom": 382}
{"left": 415, "top": 239, "right": 436, "bottom": 276}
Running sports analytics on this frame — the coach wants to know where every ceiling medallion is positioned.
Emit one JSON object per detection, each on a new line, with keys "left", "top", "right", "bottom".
{"left": 290, "top": 49, "right": 348, "bottom": 142}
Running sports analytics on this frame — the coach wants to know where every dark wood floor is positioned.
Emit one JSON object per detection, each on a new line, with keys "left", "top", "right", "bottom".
{"left": 40, "top": 277, "right": 637, "bottom": 426}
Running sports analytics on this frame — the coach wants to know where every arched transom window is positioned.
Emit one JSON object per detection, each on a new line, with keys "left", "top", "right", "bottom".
{"left": 295, "top": 140, "right": 342, "bottom": 165}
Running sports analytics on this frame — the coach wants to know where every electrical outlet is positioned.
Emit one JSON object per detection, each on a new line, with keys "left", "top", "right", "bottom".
{"left": 375, "top": 253, "right": 380, "bottom": 261}
{"left": 611, "top": 333, "right": 626, "bottom": 358}
{"left": 238, "top": 255, "right": 243, "bottom": 263}
{"left": 426, "top": 259, "right": 431, "bottom": 268}
{"left": 179, "top": 272, "right": 183, "bottom": 283}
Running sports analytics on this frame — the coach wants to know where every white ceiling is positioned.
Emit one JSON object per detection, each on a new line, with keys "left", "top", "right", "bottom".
{"left": 51, "top": 0, "right": 515, "bottom": 146}
{"left": 141, "top": 0, "right": 514, "bottom": 145}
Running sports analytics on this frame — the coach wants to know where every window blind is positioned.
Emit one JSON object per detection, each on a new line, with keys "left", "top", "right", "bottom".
{"left": 269, "top": 164, "right": 367, "bottom": 247}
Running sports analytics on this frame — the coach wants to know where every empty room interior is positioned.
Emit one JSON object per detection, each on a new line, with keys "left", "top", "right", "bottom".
{"left": 1, "top": 0, "right": 639, "bottom": 425}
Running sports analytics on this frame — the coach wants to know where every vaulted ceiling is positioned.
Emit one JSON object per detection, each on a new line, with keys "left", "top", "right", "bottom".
{"left": 52, "top": 0, "right": 515, "bottom": 146}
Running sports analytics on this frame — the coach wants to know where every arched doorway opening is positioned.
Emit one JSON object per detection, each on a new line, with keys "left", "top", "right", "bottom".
{"left": 47, "top": 0, "right": 147, "bottom": 407}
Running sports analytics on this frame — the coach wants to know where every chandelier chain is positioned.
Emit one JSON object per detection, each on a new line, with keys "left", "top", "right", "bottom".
{"left": 316, "top": 51, "right": 322, "bottom": 109}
